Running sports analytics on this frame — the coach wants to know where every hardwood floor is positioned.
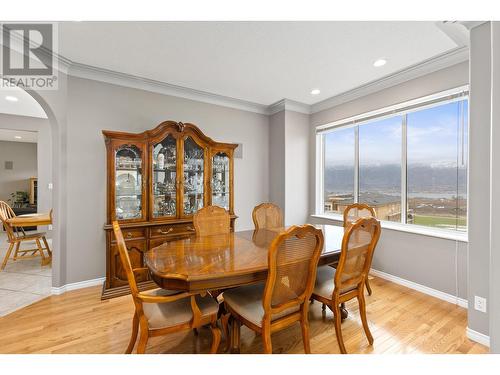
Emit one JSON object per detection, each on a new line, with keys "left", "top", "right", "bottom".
{"left": 0, "top": 276, "right": 488, "bottom": 354}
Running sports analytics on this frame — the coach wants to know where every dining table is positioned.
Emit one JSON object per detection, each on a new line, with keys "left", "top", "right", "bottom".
{"left": 145, "top": 224, "right": 347, "bottom": 353}
{"left": 6, "top": 212, "right": 52, "bottom": 227}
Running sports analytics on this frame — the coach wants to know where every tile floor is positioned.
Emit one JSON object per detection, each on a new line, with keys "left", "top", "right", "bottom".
{"left": 0, "top": 232, "right": 52, "bottom": 317}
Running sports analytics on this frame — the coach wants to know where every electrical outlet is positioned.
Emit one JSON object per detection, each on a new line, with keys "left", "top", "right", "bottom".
{"left": 474, "top": 296, "right": 487, "bottom": 313}
{"left": 48, "top": 224, "right": 53, "bottom": 231}
{"left": 48, "top": 183, "right": 53, "bottom": 190}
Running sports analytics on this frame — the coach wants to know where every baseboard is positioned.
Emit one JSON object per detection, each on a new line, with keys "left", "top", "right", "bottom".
{"left": 51, "top": 277, "right": 105, "bottom": 295}
{"left": 370, "top": 269, "right": 468, "bottom": 308}
{"left": 466, "top": 327, "right": 490, "bottom": 347}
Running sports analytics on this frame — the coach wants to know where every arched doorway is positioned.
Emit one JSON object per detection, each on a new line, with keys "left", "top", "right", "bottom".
{"left": 0, "top": 83, "right": 63, "bottom": 315}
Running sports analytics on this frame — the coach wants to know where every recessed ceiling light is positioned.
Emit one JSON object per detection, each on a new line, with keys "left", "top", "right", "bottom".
{"left": 311, "top": 89, "right": 321, "bottom": 95}
{"left": 14, "top": 136, "right": 22, "bottom": 139}
{"left": 373, "top": 58, "right": 387, "bottom": 67}
{"left": 5, "top": 95, "right": 18, "bottom": 102}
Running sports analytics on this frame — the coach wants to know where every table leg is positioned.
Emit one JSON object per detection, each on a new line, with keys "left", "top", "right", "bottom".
{"left": 230, "top": 318, "right": 241, "bottom": 354}
{"left": 340, "top": 302, "right": 348, "bottom": 320}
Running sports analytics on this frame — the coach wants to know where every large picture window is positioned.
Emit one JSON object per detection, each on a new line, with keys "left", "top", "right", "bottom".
{"left": 318, "top": 88, "right": 468, "bottom": 233}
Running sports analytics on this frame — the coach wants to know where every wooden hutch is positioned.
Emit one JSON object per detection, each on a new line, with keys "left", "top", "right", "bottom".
{"left": 102, "top": 121, "right": 237, "bottom": 299}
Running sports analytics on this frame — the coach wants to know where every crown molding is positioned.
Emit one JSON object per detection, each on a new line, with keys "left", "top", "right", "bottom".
{"left": 268, "top": 98, "right": 311, "bottom": 115}
{"left": 311, "top": 46, "right": 469, "bottom": 114}
{"left": 68, "top": 62, "right": 269, "bottom": 115}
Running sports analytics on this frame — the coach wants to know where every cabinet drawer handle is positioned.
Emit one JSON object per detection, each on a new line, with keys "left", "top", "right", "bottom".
{"left": 159, "top": 228, "right": 174, "bottom": 235}
{"left": 126, "top": 232, "right": 133, "bottom": 238}
{"left": 186, "top": 226, "right": 196, "bottom": 232}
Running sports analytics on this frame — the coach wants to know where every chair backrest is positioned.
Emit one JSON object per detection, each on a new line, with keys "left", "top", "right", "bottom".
{"left": 252, "top": 203, "right": 283, "bottom": 230}
{"left": 335, "top": 217, "right": 381, "bottom": 295}
{"left": 0, "top": 201, "right": 17, "bottom": 241}
{"left": 193, "top": 205, "right": 230, "bottom": 236}
{"left": 112, "top": 221, "right": 141, "bottom": 299}
{"left": 263, "top": 225, "right": 324, "bottom": 316}
{"left": 343, "top": 203, "right": 376, "bottom": 228}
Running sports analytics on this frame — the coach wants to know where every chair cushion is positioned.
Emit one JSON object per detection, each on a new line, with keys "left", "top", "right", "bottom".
{"left": 142, "top": 289, "right": 219, "bottom": 329}
{"left": 223, "top": 283, "right": 299, "bottom": 327}
{"left": 313, "top": 266, "right": 357, "bottom": 300}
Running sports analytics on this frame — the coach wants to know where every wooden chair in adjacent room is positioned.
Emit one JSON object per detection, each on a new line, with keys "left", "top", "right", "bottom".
{"left": 112, "top": 221, "right": 221, "bottom": 354}
{"left": 0, "top": 201, "right": 52, "bottom": 271}
{"left": 311, "top": 217, "right": 381, "bottom": 354}
{"left": 252, "top": 202, "right": 284, "bottom": 230}
{"left": 343, "top": 203, "right": 377, "bottom": 295}
{"left": 222, "top": 224, "right": 324, "bottom": 354}
{"left": 193, "top": 205, "right": 230, "bottom": 236}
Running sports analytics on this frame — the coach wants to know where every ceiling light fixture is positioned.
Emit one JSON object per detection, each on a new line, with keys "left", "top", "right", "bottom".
{"left": 5, "top": 95, "right": 19, "bottom": 102}
{"left": 373, "top": 58, "right": 387, "bottom": 67}
{"left": 14, "top": 136, "right": 22, "bottom": 139}
{"left": 311, "top": 89, "right": 321, "bottom": 95}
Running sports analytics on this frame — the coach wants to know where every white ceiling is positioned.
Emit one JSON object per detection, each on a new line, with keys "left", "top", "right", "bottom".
{"left": 58, "top": 21, "right": 460, "bottom": 106}
{"left": 0, "top": 86, "right": 48, "bottom": 119}
{"left": 0, "top": 128, "right": 38, "bottom": 143}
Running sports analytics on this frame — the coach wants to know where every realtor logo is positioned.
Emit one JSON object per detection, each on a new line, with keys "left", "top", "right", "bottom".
{"left": 1, "top": 23, "right": 58, "bottom": 90}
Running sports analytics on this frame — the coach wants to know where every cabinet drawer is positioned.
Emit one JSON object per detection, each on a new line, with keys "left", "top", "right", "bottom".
{"left": 111, "top": 227, "right": 146, "bottom": 242}
{"left": 150, "top": 223, "right": 196, "bottom": 238}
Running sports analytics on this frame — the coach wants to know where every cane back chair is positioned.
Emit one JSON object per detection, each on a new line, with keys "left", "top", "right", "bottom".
{"left": 311, "top": 217, "right": 381, "bottom": 353}
{"left": 223, "top": 224, "right": 324, "bottom": 353}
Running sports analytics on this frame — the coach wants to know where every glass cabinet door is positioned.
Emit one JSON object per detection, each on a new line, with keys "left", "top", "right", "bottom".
{"left": 115, "top": 144, "right": 144, "bottom": 220}
{"left": 183, "top": 136, "right": 205, "bottom": 215}
{"left": 212, "top": 152, "right": 230, "bottom": 210}
{"left": 152, "top": 135, "right": 177, "bottom": 218}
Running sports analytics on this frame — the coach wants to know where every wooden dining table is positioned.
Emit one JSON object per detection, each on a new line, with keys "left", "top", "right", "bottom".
{"left": 6, "top": 212, "right": 52, "bottom": 227}
{"left": 145, "top": 224, "right": 347, "bottom": 352}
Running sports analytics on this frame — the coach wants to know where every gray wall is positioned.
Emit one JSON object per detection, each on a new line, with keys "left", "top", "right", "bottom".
{"left": 468, "top": 23, "right": 491, "bottom": 337}
{"left": 284, "top": 110, "right": 310, "bottom": 225}
{"left": 0, "top": 140, "right": 37, "bottom": 203}
{"left": 269, "top": 111, "right": 286, "bottom": 212}
{"left": 309, "top": 61, "right": 470, "bottom": 301}
{"left": 65, "top": 76, "right": 270, "bottom": 283}
{"left": 490, "top": 21, "right": 500, "bottom": 353}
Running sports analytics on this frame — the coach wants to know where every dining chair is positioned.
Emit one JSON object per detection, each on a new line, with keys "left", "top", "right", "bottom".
{"left": 193, "top": 205, "right": 230, "bottom": 236}
{"left": 343, "top": 203, "right": 377, "bottom": 295}
{"left": 311, "top": 217, "right": 381, "bottom": 354}
{"left": 222, "top": 224, "right": 324, "bottom": 354}
{"left": 0, "top": 201, "right": 52, "bottom": 271}
{"left": 112, "top": 221, "right": 221, "bottom": 354}
{"left": 252, "top": 202, "right": 283, "bottom": 230}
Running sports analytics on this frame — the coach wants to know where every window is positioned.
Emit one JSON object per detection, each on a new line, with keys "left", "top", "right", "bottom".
{"left": 359, "top": 116, "right": 402, "bottom": 222}
{"left": 317, "top": 88, "right": 468, "bottom": 233}
{"left": 323, "top": 127, "right": 355, "bottom": 214}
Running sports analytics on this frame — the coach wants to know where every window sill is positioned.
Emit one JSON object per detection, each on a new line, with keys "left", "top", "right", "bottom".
{"left": 310, "top": 214, "right": 468, "bottom": 243}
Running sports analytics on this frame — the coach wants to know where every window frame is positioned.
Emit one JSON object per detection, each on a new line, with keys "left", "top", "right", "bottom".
{"left": 315, "top": 85, "right": 469, "bottom": 241}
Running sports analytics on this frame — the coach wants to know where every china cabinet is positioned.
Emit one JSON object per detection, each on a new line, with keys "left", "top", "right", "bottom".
{"left": 102, "top": 121, "right": 237, "bottom": 299}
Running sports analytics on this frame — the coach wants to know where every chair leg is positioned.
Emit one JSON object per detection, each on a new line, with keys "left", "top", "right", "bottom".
{"left": 1, "top": 243, "right": 14, "bottom": 270}
{"left": 136, "top": 329, "right": 149, "bottom": 354}
{"left": 42, "top": 236, "right": 52, "bottom": 257}
{"left": 221, "top": 313, "right": 231, "bottom": 352}
{"left": 230, "top": 318, "right": 241, "bottom": 354}
{"left": 36, "top": 239, "right": 49, "bottom": 266}
{"left": 365, "top": 278, "right": 373, "bottom": 296}
{"left": 209, "top": 321, "right": 221, "bottom": 354}
{"left": 358, "top": 292, "right": 374, "bottom": 345}
{"left": 193, "top": 328, "right": 199, "bottom": 335}
{"left": 125, "top": 313, "right": 139, "bottom": 354}
{"left": 300, "top": 309, "right": 311, "bottom": 354}
{"left": 333, "top": 303, "right": 347, "bottom": 354}
{"left": 262, "top": 326, "right": 272, "bottom": 354}
{"left": 13, "top": 242, "right": 20, "bottom": 261}
{"left": 322, "top": 303, "right": 326, "bottom": 311}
